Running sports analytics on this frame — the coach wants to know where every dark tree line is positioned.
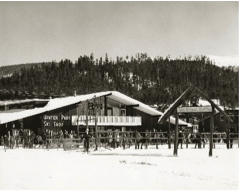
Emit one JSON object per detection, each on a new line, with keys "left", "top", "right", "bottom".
{"left": 0, "top": 53, "right": 238, "bottom": 109}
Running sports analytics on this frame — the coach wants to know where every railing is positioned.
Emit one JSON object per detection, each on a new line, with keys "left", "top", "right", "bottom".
{"left": 72, "top": 116, "right": 142, "bottom": 126}
{"left": 2, "top": 132, "right": 238, "bottom": 152}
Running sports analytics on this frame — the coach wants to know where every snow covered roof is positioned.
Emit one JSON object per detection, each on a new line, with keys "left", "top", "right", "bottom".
{"left": 43, "top": 92, "right": 110, "bottom": 112}
{"left": 0, "top": 99, "right": 49, "bottom": 106}
{"left": 0, "top": 108, "right": 46, "bottom": 124}
{"left": 198, "top": 99, "right": 220, "bottom": 107}
{"left": 0, "top": 91, "right": 191, "bottom": 126}
{"left": 107, "top": 91, "right": 191, "bottom": 126}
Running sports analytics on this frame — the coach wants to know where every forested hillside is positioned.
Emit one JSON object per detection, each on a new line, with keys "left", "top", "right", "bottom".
{"left": 0, "top": 63, "right": 49, "bottom": 77}
{"left": 0, "top": 54, "right": 238, "bottom": 108}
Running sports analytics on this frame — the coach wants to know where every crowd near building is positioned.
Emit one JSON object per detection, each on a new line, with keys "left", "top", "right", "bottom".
{"left": 0, "top": 90, "right": 238, "bottom": 151}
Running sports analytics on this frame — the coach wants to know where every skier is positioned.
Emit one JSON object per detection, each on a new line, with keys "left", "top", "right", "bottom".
{"left": 83, "top": 128, "right": 92, "bottom": 153}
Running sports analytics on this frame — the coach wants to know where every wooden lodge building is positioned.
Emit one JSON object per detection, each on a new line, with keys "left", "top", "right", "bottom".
{"left": 158, "top": 86, "right": 236, "bottom": 134}
{"left": 198, "top": 108, "right": 239, "bottom": 133}
{"left": 185, "top": 98, "right": 239, "bottom": 133}
{"left": 0, "top": 91, "right": 190, "bottom": 136}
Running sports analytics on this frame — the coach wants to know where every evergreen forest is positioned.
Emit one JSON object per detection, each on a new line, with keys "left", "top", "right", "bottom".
{"left": 0, "top": 53, "right": 238, "bottom": 109}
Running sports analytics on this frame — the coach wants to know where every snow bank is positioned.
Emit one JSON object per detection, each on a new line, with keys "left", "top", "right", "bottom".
{"left": 0, "top": 145, "right": 238, "bottom": 190}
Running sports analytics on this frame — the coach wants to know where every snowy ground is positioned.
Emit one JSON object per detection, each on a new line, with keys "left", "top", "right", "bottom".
{"left": 0, "top": 144, "right": 238, "bottom": 190}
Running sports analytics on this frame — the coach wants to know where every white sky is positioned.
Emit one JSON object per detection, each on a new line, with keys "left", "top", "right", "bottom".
{"left": 0, "top": 1, "right": 238, "bottom": 66}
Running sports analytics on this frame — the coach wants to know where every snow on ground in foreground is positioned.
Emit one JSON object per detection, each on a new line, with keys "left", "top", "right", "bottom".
{"left": 0, "top": 144, "right": 238, "bottom": 190}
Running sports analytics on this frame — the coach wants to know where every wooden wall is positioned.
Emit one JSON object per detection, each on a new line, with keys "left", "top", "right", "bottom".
{"left": 131, "top": 108, "right": 160, "bottom": 132}
{"left": 198, "top": 114, "right": 225, "bottom": 132}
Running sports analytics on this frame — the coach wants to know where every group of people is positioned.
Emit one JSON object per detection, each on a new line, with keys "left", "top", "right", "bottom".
{"left": 1, "top": 129, "right": 77, "bottom": 149}
{"left": 176, "top": 130, "right": 235, "bottom": 149}
{"left": 1, "top": 129, "right": 37, "bottom": 149}
{"left": 0, "top": 128, "right": 95, "bottom": 153}
{"left": 100, "top": 131, "right": 134, "bottom": 149}
{"left": 1, "top": 128, "right": 235, "bottom": 152}
{"left": 177, "top": 131, "right": 205, "bottom": 149}
{"left": 88, "top": 129, "right": 236, "bottom": 151}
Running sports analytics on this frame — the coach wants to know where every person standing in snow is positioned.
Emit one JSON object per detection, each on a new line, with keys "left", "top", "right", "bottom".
{"left": 116, "top": 132, "right": 120, "bottom": 148}
{"left": 108, "top": 132, "right": 113, "bottom": 147}
{"left": 83, "top": 128, "right": 92, "bottom": 153}
{"left": 178, "top": 130, "right": 184, "bottom": 149}
{"left": 122, "top": 132, "right": 126, "bottom": 149}
{"left": 229, "top": 132, "right": 234, "bottom": 148}
{"left": 135, "top": 131, "right": 141, "bottom": 149}
{"left": 195, "top": 132, "right": 201, "bottom": 149}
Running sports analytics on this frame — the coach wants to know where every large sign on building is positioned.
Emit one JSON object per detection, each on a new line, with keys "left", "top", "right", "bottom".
{"left": 177, "top": 106, "right": 212, "bottom": 113}
{"left": 43, "top": 115, "right": 71, "bottom": 128}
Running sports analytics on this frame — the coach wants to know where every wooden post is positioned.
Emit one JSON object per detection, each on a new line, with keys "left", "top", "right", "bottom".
{"left": 156, "top": 132, "right": 158, "bottom": 149}
{"left": 104, "top": 96, "right": 107, "bottom": 116}
{"left": 173, "top": 111, "right": 178, "bottom": 156}
{"left": 209, "top": 106, "right": 214, "bottom": 157}
{"left": 198, "top": 132, "right": 201, "bottom": 149}
{"left": 168, "top": 116, "right": 171, "bottom": 149}
{"left": 228, "top": 120, "right": 232, "bottom": 149}
{"left": 186, "top": 132, "right": 188, "bottom": 149}
{"left": 226, "top": 119, "right": 230, "bottom": 149}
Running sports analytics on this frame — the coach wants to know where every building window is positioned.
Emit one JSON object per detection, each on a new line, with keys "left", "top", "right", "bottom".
{"left": 220, "top": 114, "right": 224, "bottom": 121}
{"left": 120, "top": 109, "right": 126, "bottom": 116}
